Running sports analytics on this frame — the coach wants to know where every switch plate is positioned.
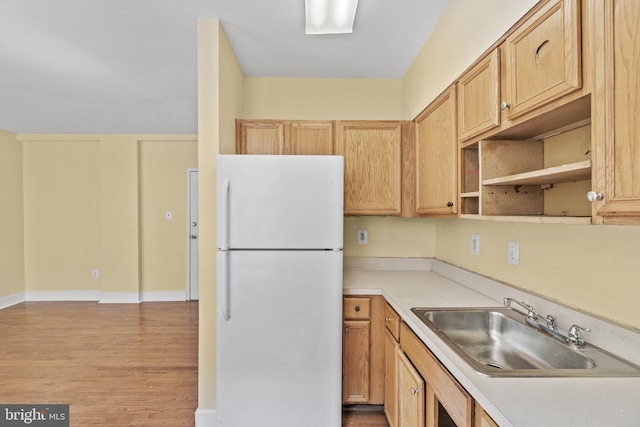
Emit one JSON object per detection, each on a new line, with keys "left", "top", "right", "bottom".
{"left": 165, "top": 211, "right": 173, "bottom": 220}
{"left": 507, "top": 241, "right": 520, "bottom": 265}
{"left": 471, "top": 235, "right": 480, "bottom": 255}
{"left": 92, "top": 269, "right": 100, "bottom": 279}
{"left": 357, "top": 229, "right": 368, "bottom": 245}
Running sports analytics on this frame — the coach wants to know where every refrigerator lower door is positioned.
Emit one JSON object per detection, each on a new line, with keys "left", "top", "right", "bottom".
{"left": 216, "top": 249, "right": 343, "bottom": 427}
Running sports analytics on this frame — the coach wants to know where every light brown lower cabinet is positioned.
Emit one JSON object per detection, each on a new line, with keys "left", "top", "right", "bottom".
{"left": 384, "top": 329, "right": 400, "bottom": 427}
{"left": 345, "top": 299, "right": 500, "bottom": 426}
{"left": 342, "top": 296, "right": 385, "bottom": 405}
{"left": 400, "top": 322, "right": 474, "bottom": 427}
{"left": 398, "top": 348, "right": 426, "bottom": 427}
{"left": 474, "top": 403, "right": 499, "bottom": 427}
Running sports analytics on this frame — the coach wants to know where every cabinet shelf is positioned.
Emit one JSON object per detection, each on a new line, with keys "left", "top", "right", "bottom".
{"left": 483, "top": 160, "right": 591, "bottom": 186}
{"left": 460, "top": 191, "right": 480, "bottom": 198}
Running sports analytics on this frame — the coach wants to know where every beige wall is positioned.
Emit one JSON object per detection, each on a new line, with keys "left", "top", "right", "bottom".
{"left": 197, "top": 19, "right": 245, "bottom": 412}
{"left": 436, "top": 219, "right": 640, "bottom": 329}
{"left": 19, "top": 134, "right": 196, "bottom": 299}
{"left": 0, "top": 130, "right": 25, "bottom": 299}
{"left": 100, "top": 136, "right": 141, "bottom": 295}
{"left": 22, "top": 137, "right": 102, "bottom": 293}
{"left": 243, "top": 77, "right": 402, "bottom": 120}
{"left": 139, "top": 139, "right": 198, "bottom": 294}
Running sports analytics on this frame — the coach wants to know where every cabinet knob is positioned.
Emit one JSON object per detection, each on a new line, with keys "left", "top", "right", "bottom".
{"left": 410, "top": 387, "right": 419, "bottom": 395}
{"left": 354, "top": 306, "right": 360, "bottom": 312}
{"left": 586, "top": 191, "right": 604, "bottom": 202}
{"left": 500, "top": 101, "right": 511, "bottom": 110}
{"left": 345, "top": 327, "right": 349, "bottom": 334}
{"left": 385, "top": 317, "right": 391, "bottom": 322}
{"left": 446, "top": 201, "right": 454, "bottom": 207}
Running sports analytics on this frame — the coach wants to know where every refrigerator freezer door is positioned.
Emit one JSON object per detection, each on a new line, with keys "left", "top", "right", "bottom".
{"left": 216, "top": 155, "right": 344, "bottom": 250}
{"left": 216, "top": 249, "right": 342, "bottom": 427}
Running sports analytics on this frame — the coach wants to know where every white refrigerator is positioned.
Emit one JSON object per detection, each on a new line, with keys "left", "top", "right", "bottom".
{"left": 215, "top": 154, "right": 344, "bottom": 427}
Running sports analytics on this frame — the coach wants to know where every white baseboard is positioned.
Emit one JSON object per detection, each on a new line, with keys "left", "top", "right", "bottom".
{"left": 141, "top": 291, "right": 187, "bottom": 302}
{"left": 99, "top": 292, "right": 141, "bottom": 303}
{"left": 0, "top": 292, "right": 25, "bottom": 309}
{"left": 25, "top": 290, "right": 101, "bottom": 301}
{"left": 1, "top": 290, "right": 187, "bottom": 305}
{"left": 195, "top": 407, "right": 216, "bottom": 427}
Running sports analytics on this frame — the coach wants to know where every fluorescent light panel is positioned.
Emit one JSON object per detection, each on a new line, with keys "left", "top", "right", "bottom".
{"left": 305, "top": 0, "right": 358, "bottom": 34}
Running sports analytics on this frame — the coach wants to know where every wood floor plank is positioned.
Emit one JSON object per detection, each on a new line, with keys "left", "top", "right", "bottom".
{"left": 0, "top": 301, "right": 198, "bottom": 427}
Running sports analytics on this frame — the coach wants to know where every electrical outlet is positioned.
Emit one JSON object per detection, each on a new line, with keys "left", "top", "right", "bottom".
{"left": 471, "top": 235, "right": 480, "bottom": 255}
{"left": 357, "top": 229, "right": 368, "bottom": 245}
{"left": 91, "top": 269, "right": 100, "bottom": 279}
{"left": 507, "top": 241, "right": 520, "bottom": 265}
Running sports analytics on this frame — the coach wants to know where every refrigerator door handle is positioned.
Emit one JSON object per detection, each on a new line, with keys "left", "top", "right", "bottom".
{"left": 220, "top": 178, "right": 231, "bottom": 250}
{"left": 220, "top": 250, "right": 231, "bottom": 321}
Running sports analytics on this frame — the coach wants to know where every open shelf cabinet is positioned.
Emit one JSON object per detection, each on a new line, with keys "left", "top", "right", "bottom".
{"left": 459, "top": 125, "right": 592, "bottom": 222}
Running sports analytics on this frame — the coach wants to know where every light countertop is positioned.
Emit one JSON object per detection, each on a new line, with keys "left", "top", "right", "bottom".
{"left": 343, "top": 258, "right": 640, "bottom": 427}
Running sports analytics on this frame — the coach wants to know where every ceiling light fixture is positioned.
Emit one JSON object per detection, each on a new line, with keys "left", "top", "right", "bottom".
{"left": 305, "top": 0, "right": 359, "bottom": 34}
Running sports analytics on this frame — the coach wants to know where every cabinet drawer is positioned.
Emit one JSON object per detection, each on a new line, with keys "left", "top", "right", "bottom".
{"left": 384, "top": 302, "right": 401, "bottom": 341}
{"left": 343, "top": 297, "right": 371, "bottom": 319}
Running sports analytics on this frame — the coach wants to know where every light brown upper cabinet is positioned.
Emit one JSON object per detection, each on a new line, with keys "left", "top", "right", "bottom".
{"left": 336, "top": 121, "right": 403, "bottom": 216}
{"left": 501, "top": 0, "right": 581, "bottom": 120}
{"left": 236, "top": 120, "right": 334, "bottom": 155}
{"left": 414, "top": 86, "right": 458, "bottom": 216}
{"left": 457, "top": 49, "right": 500, "bottom": 143}
{"left": 590, "top": 0, "right": 640, "bottom": 224}
{"left": 284, "top": 121, "right": 334, "bottom": 155}
{"left": 236, "top": 120, "right": 284, "bottom": 154}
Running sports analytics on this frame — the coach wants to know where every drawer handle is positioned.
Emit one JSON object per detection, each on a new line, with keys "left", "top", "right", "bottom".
{"left": 354, "top": 306, "right": 360, "bottom": 312}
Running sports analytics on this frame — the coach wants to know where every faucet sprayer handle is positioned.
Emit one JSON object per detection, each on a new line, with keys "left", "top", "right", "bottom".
{"left": 503, "top": 298, "right": 538, "bottom": 322}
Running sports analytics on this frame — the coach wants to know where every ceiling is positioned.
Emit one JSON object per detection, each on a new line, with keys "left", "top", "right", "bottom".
{"left": 0, "top": 0, "right": 450, "bottom": 134}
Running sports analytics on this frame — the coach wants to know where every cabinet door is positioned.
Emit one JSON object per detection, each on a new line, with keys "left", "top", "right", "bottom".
{"left": 503, "top": 0, "right": 581, "bottom": 120}
{"left": 285, "top": 121, "right": 334, "bottom": 155}
{"left": 474, "top": 403, "right": 498, "bottom": 427}
{"left": 457, "top": 49, "right": 500, "bottom": 142}
{"left": 384, "top": 329, "right": 400, "bottom": 427}
{"left": 342, "top": 320, "right": 370, "bottom": 403}
{"left": 415, "top": 85, "right": 458, "bottom": 216}
{"left": 398, "top": 349, "right": 425, "bottom": 427}
{"left": 591, "top": 0, "right": 640, "bottom": 224}
{"left": 236, "top": 120, "right": 285, "bottom": 154}
{"left": 336, "top": 121, "right": 402, "bottom": 215}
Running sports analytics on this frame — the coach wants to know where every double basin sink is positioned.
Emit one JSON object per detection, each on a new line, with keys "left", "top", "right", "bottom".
{"left": 411, "top": 307, "right": 640, "bottom": 377}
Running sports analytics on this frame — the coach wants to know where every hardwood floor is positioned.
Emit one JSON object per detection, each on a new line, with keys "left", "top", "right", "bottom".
{"left": 0, "top": 301, "right": 391, "bottom": 426}
{"left": 0, "top": 301, "right": 198, "bottom": 426}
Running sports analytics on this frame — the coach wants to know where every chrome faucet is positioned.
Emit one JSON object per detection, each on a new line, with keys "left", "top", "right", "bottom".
{"left": 503, "top": 297, "right": 592, "bottom": 346}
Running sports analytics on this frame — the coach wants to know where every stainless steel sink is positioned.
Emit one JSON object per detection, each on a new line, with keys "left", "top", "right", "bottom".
{"left": 411, "top": 307, "right": 640, "bottom": 377}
